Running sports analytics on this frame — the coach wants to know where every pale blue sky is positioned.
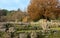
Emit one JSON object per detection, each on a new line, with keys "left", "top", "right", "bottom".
{"left": 0, "top": 0, "right": 30, "bottom": 11}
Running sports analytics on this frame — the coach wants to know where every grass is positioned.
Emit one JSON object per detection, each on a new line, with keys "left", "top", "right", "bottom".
{"left": 50, "top": 27, "right": 60, "bottom": 30}
{"left": 17, "top": 30, "right": 41, "bottom": 33}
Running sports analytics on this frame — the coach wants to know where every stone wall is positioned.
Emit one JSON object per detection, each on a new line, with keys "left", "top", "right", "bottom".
{"left": 0, "top": 19, "right": 60, "bottom": 38}
{"left": 30, "top": 19, "right": 60, "bottom": 30}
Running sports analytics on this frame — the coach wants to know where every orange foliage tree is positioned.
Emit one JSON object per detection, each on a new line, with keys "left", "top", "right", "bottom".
{"left": 27, "top": 0, "right": 58, "bottom": 21}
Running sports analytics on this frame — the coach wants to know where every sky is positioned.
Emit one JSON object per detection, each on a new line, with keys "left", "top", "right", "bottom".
{"left": 0, "top": 0, "right": 30, "bottom": 11}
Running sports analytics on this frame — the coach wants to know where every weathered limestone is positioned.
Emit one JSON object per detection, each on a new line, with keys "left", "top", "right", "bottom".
{"left": 31, "top": 31, "right": 37, "bottom": 38}
{"left": 39, "top": 19, "right": 48, "bottom": 30}
{"left": 0, "top": 23, "right": 6, "bottom": 32}
{"left": 8, "top": 27, "right": 15, "bottom": 32}
{"left": 19, "top": 33, "right": 28, "bottom": 38}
